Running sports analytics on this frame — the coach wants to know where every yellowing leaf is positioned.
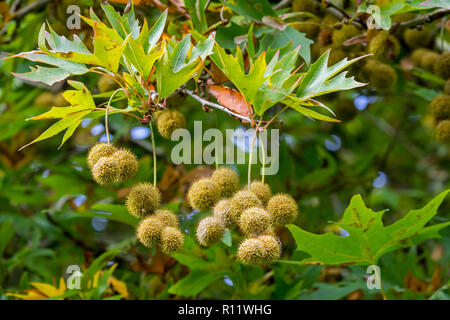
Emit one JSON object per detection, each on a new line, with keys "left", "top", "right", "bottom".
{"left": 108, "top": 277, "right": 129, "bottom": 299}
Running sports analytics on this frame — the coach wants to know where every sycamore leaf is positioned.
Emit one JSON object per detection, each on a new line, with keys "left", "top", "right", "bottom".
{"left": 285, "top": 190, "right": 450, "bottom": 266}
{"left": 211, "top": 44, "right": 268, "bottom": 105}
{"left": 296, "top": 50, "right": 368, "bottom": 101}
{"left": 19, "top": 81, "right": 96, "bottom": 150}
{"left": 185, "top": 0, "right": 209, "bottom": 34}
{"left": 208, "top": 84, "right": 253, "bottom": 117}
{"left": 155, "top": 34, "right": 214, "bottom": 98}
{"left": 252, "top": 47, "right": 303, "bottom": 115}
{"left": 281, "top": 95, "right": 340, "bottom": 122}
{"left": 8, "top": 51, "right": 89, "bottom": 86}
{"left": 38, "top": 14, "right": 130, "bottom": 72}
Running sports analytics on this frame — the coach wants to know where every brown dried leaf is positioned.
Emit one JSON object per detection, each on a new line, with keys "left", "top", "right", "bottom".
{"left": 207, "top": 84, "right": 253, "bottom": 117}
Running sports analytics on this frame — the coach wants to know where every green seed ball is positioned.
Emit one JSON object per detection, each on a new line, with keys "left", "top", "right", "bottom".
{"left": 187, "top": 178, "right": 220, "bottom": 211}
{"left": 136, "top": 216, "right": 164, "bottom": 247}
{"left": 420, "top": 51, "right": 440, "bottom": 71}
{"left": 213, "top": 199, "right": 233, "bottom": 227}
{"left": 404, "top": 28, "right": 432, "bottom": 49}
{"left": 436, "top": 120, "right": 450, "bottom": 144}
{"left": 434, "top": 52, "right": 450, "bottom": 80}
{"left": 154, "top": 209, "right": 179, "bottom": 227}
{"left": 292, "top": 0, "right": 318, "bottom": 14}
{"left": 258, "top": 235, "right": 282, "bottom": 264}
{"left": 237, "top": 238, "right": 264, "bottom": 265}
{"left": 229, "top": 190, "right": 262, "bottom": 224}
{"left": 293, "top": 18, "right": 320, "bottom": 39}
{"left": 247, "top": 181, "right": 272, "bottom": 205}
{"left": 336, "top": 99, "right": 357, "bottom": 122}
{"left": 160, "top": 227, "right": 184, "bottom": 254}
{"left": 34, "top": 92, "right": 55, "bottom": 107}
{"left": 87, "top": 143, "right": 117, "bottom": 170}
{"left": 156, "top": 109, "right": 186, "bottom": 139}
{"left": 97, "top": 75, "right": 119, "bottom": 93}
{"left": 211, "top": 167, "right": 240, "bottom": 198}
{"left": 328, "top": 48, "right": 347, "bottom": 67}
{"left": 445, "top": 79, "right": 450, "bottom": 95}
{"left": 358, "top": 59, "right": 378, "bottom": 83}
{"left": 411, "top": 48, "right": 430, "bottom": 67}
{"left": 196, "top": 216, "right": 225, "bottom": 247}
{"left": 126, "top": 183, "right": 161, "bottom": 218}
{"left": 92, "top": 157, "right": 120, "bottom": 185}
{"left": 368, "top": 62, "right": 398, "bottom": 92}
{"left": 332, "top": 24, "right": 359, "bottom": 47}
{"left": 111, "top": 148, "right": 139, "bottom": 184}
{"left": 239, "top": 207, "right": 272, "bottom": 235}
{"left": 267, "top": 194, "right": 298, "bottom": 225}
{"left": 429, "top": 94, "right": 450, "bottom": 121}
{"left": 368, "top": 31, "right": 400, "bottom": 61}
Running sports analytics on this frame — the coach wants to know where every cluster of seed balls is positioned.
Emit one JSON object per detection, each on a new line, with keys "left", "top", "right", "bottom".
{"left": 428, "top": 78, "right": 450, "bottom": 144}
{"left": 87, "top": 143, "right": 139, "bottom": 185}
{"left": 187, "top": 167, "right": 298, "bottom": 265}
{"left": 126, "top": 183, "right": 185, "bottom": 254}
{"left": 291, "top": 1, "right": 449, "bottom": 94}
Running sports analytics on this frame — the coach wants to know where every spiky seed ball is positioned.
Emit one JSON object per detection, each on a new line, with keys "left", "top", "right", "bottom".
{"left": 97, "top": 75, "right": 119, "bottom": 93}
{"left": 294, "top": 18, "right": 320, "bottom": 39}
{"left": 136, "top": 216, "right": 164, "bottom": 247}
{"left": 187, "top": 178, "right": 219, "bottom": 210}
{"left": 87, "top": 143, "right": 117, "bottom": 170}
{"left": 34, "top": 92, "right": 55, "bottom": 107}
{"left": 156, "top": 109, "right": 186, "bottom": 139}
{"left": 436, "top": 120, "right": 450, "bottom": 144}
{"left": 111, "top": 148, "right": 139, "bottom": 184}
{"left": 328, "top": 48, "right": 347, "bottom": 67}
{"left": 258, "top": 235, "right": 282, "bottom": 264}
{"left": 239, "top": 207, "right": 272, "bottom": 235}
{"left": 154, "top": 209, "right": 179, "bottom": 227}
{"left": 211, "top": 167, "right": 239, "bottom": 198}
{"left": 213, "top": 199, "right": 233, "bottom": 227}
{"left": 434, "top": 52, "right": 450, "bottom": 80}
{"left": 92, "top": 157, "right": 120, "bottom": 185}
{"left": 267, "top": 194, "right": 298, "bottom": 225}
{"left": 237, "top": 238, "right": 264, "bottom": 265}
{"left": 229, "top": 190, "right": 262, "bottom": 224}
{"left": 196, "top": 216, "right": 225, "bottom": 247}
{"left": 247, "top": 181, "right": 272, "bottom": 205}
{"left": 368, "top": 31, "right": 400, "bottom": 61}
{"left": 445, "top": 79, "right": 450, "bottom": 95}
{"left": 411, "top": 48, "right": 429, "bottom": 67}
{"left": 53, "top": 94, "right": 67, "bottom": 107}
{"left": 126, "top": 183, "right": 161, "bottom": 218}
{"left": 336, "top": 99, "right": 357, "bottom": 121}
{"left": 160, "top": 227, "right": 184, "bottom": 254}
{"left": 358, "top": 59, "right": 378, "bottom": 83}
{"left": 429, "top": 94, "right": 450, "bottom": 121}
{"left": 404, "top": 28, "right": 432, "bottom": 48}
{"left": 368, "top": 62, "right": 398, "bottom": 92}
{"left": 332, "top": 25, "right": 359, "bottom": 47}
{"left": 292, "top": 0, "right": 318, "bottom": 14}
{"left": 420, "top": 51, "right": 440, "bottom": 71}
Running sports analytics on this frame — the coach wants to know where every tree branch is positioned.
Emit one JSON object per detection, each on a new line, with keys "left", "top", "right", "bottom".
{"left": 396, "top": 8, "right": 450, "bottom": 28}
{"left": 180, "top": 88, "right": 254, "bottom": 123}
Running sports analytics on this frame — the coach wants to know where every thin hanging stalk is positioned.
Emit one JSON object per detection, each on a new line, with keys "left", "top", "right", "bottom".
{"left": 247, "top": 125, "right": 259, "bottom": 190}
{"left": 149, "top": 121, "right": 157, "bottom": 186}
{"left": 105, "top": 88, "right": 124, "bottom": 144}
{"left": 259, "top": 129, "right": 266, "bottom": 183}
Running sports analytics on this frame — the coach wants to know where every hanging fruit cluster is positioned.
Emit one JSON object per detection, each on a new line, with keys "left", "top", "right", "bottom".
{"left": 187, "top": 167, "right": 298, "bottom": 265}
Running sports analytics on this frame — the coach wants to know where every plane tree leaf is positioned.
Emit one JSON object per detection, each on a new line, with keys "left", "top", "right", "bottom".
{"left": 285, "top": 190, "right": 450, "bottom": 266}
{"left": 155, "top": 34, "right": 214, "bottom": 98}
{"left": 20, "top": 81, "right": 97, "bottom": 150}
